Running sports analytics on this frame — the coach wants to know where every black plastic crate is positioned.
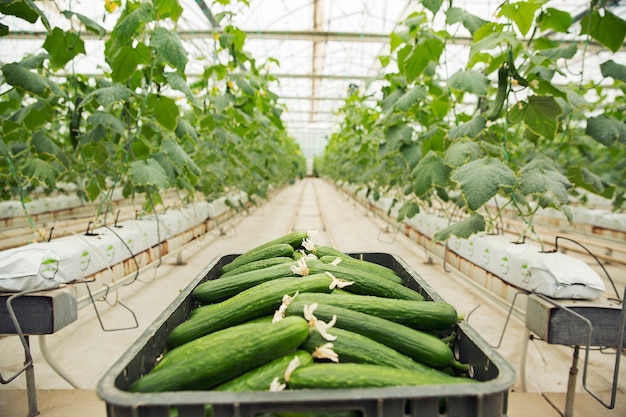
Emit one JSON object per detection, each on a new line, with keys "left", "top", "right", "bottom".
{"left": 97, "top": 253, "right": 515, "bottom": 417}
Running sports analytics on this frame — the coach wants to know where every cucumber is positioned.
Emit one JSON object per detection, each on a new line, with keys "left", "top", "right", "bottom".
{"left": 194, "top": 261, "right": 302, "bottom": 304}
{"left": 220, "top": 256, "right": 295, "bottom": 278}
{"left": 131, "top": 316, "right": 310, "bottom": 392}
{"left": 214, "top": 350, "right": 313, "bottom": 392}
{"left": 316, "top": 252, "right": 402, "bottom": 283}
{"left": 221, "top": 243, "right": 296, "bottom": 275}
{"left": 294, "top": 292, "right": 458, "bottom": 331}
{"left": 285, "top": 301, "right": 457, "bottom": 370}
{"left": 288, "top": 363, "right": 475, "bottom": 389}
{"left": 306, "top": 259, "right": 424, "bottom": 301}
{"left": 167, "top": 274, "right": 335, "bottom": 349}
{"left": 301, "top": 327, "right": 450, "bottom": 377}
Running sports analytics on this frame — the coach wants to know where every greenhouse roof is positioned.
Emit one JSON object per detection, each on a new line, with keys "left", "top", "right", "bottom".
{"left": 1, "top": 0, "right": 625, "bottom": 159}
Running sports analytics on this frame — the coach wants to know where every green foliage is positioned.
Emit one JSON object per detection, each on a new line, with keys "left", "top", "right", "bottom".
{"left": 317, "top": 0, "right": 626, "bottom": 241}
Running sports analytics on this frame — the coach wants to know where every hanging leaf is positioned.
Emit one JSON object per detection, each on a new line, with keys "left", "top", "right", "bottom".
{"left": 384, "top": 124, "right": 413, "bottom": 150}
{"left": 447, "top": 69, "right": 490, "bottom": 95}
{"left": 2, "top": 63, "right": 50, "bottom": 96}
{"left": 600, "top": 60, "right": 626, "bottom": 83}
{"left": 567, "top": 166, "right": 615, "bottom": 199}
{"left": 508, "top": 95, "right": 562, "bottom": 140}
{"left": 422, "top": 0, "right": 443, "bottom": 15}
{"left": 81, "top": 83, "right": 132, "bottom": 108}
{"left": 451, "top": 157, "right": 516, "bottom": 211}
{"left": 154, "top": 0, "right": 183, "bottom": 21}
{"left": 520, "top": 162, "right": 571, "bottom": 205}
{"left": 86, "top": 111, "right": 126, "bottom": 135}
{"left": 162, "top": 138, "right": 201, "bottom": 176}
{"left": 469, "top": 28, "right": 517, "bottom": 62}
{"left": 446, "top": 7, "right": 488, "bottom": 35}
{"left": 580, "top": 9, "right": 626, "bottom": 53}
{"left": 498, "top": 0, "right": 543, "bottom": 37}
{"left": 536, "top": 44, "right": 577, "bottom": 60}
{"left": 586, "top": 115, "right": 626, "bottom": 146}
{"left": 113, "top": 2, "right": 154, "bottom": 45}
{"left": 397, "top": 200, "right": 420, "bottom": 222}
{"left": 164, "top": 72, "right": 201, "bottom": 108}
{"left": 402, "top": 34, "right": 445, "bottom": 83}
{"left": 0, "top": 0, "right": 50, "bottom": 30}
{"left": 109, "top": 43, "right": 150, "bottom": 83}
{"left": 538, "top": 8, "right": 573, "bottom": 33}
{"left": 151, "top": 27, "right": 188, "bottom": 73}
{"left": 129, "top": 158, "right": 169, "bottom": 189}
{"left": 411, "top": 151, "right": 449, "bottom": 197}
{"left": 394, "top": 86, "right": 427, "bottom": 111}
{"left": 22, "top": 158, "right": 61, "bottom": 188}
{"left": 146, "top": 94, "right": 179, "bottom": 131}
{"left": 61, "top": 11, "right": 106, "bottom": 37}
{"left": 175, "top": 118, "right": 199, "bottom": 142}
{"left": 444, "top": 139, "right": 484, "bottom": 168}
{"left": 448, "top": 115, "right": 486, "bottom": 140}
{"left": 433, "top": 213, "right": 486, "bottom": 242}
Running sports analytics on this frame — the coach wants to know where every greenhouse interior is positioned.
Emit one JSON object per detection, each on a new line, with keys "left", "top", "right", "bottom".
{"left": 1, "top": 0, "right": 626, "bottom": 416}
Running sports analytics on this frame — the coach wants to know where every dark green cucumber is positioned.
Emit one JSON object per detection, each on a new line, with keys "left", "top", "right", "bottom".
{"left": 288, "top": 363, "right": 475, "bottom": 389}
{"left": 316, "top": 250, "right": 402, "bottom": 283}
{"left": 131, "top": 316, "right": 309, "bottom": 392}
{"left": 214, "top": 350, "right": 313, "bottom": 391}
{"left": 221, "top": 243, "right": 295, "bottom": 275}
{"left": 168, "top": 274, "right": 334, "bottom": 349}
{"left": 306, "top": 259, "right": 424, "bottom": 301}
{"left": 194, "top": 260, "right": 302, "bottom": 304}
{"left": 302, "top": 327, "right": 450, "bottom": 377}
{"left": 220, "top": 256, "right": 295, "bottom": 278}
{"left": 294, "top": 292, "right": 458, "bottom": 331}
{"left": 285, "top": 301, "right": 456, "bottom": 370}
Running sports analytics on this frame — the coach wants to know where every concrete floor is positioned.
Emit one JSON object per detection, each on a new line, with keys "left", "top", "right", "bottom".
{"left": 1, "top": 177, "right": 624, "bottom": 417}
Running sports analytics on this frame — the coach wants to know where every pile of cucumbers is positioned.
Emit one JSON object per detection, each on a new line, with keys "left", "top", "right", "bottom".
{"left": 130, "top": 231, "right": 475, "bottom": 394}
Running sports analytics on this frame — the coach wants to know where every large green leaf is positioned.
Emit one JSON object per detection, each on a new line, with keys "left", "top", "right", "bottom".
{"left": 397, "top": 200, "right": 420, "bottom": 222}
{"left": 129, "top": 158, "right": 168, "bottom": 189}
{"left": 113, "top": 2, "right": 154, "bottom": 45}
{"left": 151, "top": 27, "right": 188, "bottom": 73}
{"left": 0, "top": 0, "right": 50, "bottom": 29}
{"left": 422, "top": 0, "right": 443, "bottom": 15}
{"left": 411, "top": 151, "right": 449, "bottom": 197}
{"left": 2, "top": 63, "right": 50, "bottom": 96}
{"left": 448, "top": 115, "right": 486, "bottom": 140}
{"left": 446, "top": 7, "right": 487, "bottom": 35}
{"left": 451, "top": 157, "right": 516, "bottom": 211}
{"left": 22, "top": 158, "right": 61, "bottom": 188}
{"left": 508, "top": 95, "right": 562, "bottom": 140}
{"left": 87, "top": 111, "right": 126, "bottom": 135}
{"left": 600, "top": 60, "right": 626, "bottom": 83}
{"left": 447, "top": 69, "right": 489, "bottom": 95}
{"left": 31, "top": 130, "right": 60, "bottom": 156}
{"left": 433, "top": 213, "right": 486, "bottom": 242}
{"left": 146, "top": 94, "right": 179, "bottom": 131}
{"left": 538, "top": 7, "right": 572, "bottom": 33}
{"left": 161, "top": 138, "right": 201, "bottom": 176}
{"left": 394, "top": 86, "right": 427, "bottom": 112}
{"left": 469, "top": 26, "right": 517, "bottom": 62}
{"left": 62, "top": 10, "right": 106, "bottom": 37}
{"left": 536, "top": 44, "right": 577, "bottom": 60}
{"left": 580, "top": 9, "right": 626, "bottom": 53}
{"left": 586, "top": 115, "right": 626, "bottom": 146}
{"left": 498, "top": 0, "right": 543, "bottom": 37}
{"left": 164, "top": 71, "right": 201, "bottom": 108}
{"left": 520, "top": 161, "right": 571, "bottom": 205}
{"left": 109, "top": 43, "right": 150, "bottom": 82}
{"left": 444, "top": 139, "right": 484, "bottom": 168}
{"left": 402, "top": 34, "right": 444, "bottom": 83}
{"left": 154, "top": 0, "right": 183, "bottom": 21}
{"left": 567, "top": 166, "right": 615, "bottom": 199}
{"left": 385, "top": 124, "right": 413, "bottom": 150}
{"left": 42, "top": 27, "right": 86, "bottom": 70}
{"left": 175, "top": 118, "right": 199, "bottom": 142}
{"left": 81, "top": 83, "right": 132, "bottom": 107}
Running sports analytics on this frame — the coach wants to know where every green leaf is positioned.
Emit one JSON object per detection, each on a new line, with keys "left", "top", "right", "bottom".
{"left": 586, "top": 115, "right": 626, "bottom": 146}
{"left": 509, "top": 95, "right": 562, "bottom": 140}
{"left": 109, "top": 43, "right": 150, "bottom": 82}
{"left": 444, "top": 139, "right": 484, "bottom": 168}
{"left": 538, "top": 8, "right": 573, "bottom": 33}
{"left": 113, "top": 2, "right": 154, "bottom": 45}
{"left": 402, "top": 35, "right": 444, "bottom": 83}
{"left": 411, "top": 151, "right": 449, "bottom": 197}
{"left": 385, "top": 124, "right": 413, "bottom": 150}
{"left": 81, "top": 83, "right": 131, "bottom": 107}
{"left": 62, "top": 11, "right": 106, "bottom": 37}
{"left": 0, "top": 135, "right": 8, "bottom": 157}
{"left": 567, "top": 166, "right": 615, "bottom": 199}
{"left": 164, "top": 72, "right": 201, "bottom": 108}
{"left": 0, "top": 0, "right": 50, "bottom": 30}
{"left": 129, "top": 158, "right": 169, "bottom": 189}
{"left": 146, "top": 94, "right": 179, "bottom": 131}
{"left": 22, "top": 158, "right": 61, "bottom": 188}
{"left": 446, "top": 7, "right": 487, "bottom": 35}
{"left": 537, "top": 44, "right": 577, "bottom": 60}
{"left": 380, "top": 88, "right": 405, "bottom": 113}
{"left": 498, "top": 0, "right": 543, "bottom": 37}
{"left": 451, "top": 157, "right": 516, "bottom": 211}
{"left": 87, "top": 111, "right": 126, "bottom": 135}
{"left": 42, "top": 27, "right": 86, "bottom": 68}
{"left": 18, "top": 100, "right": 54, "bottom": 130}
{"left": 469, "top": 28, "right": 517, "bottom": 63}
{"left": 422, "top": 0, "right": 443, "bottom": 15}
{"left": 448, "top": 115, "right": 486, "bottom": 140}
{"left": 2, "top": 62, "right": 50, "bottom": 96}
{"left": 31, "top": 130, "right": 60, "bottom": 156}
{"left": 447, "top": 69, "right": 489, "bottom": 95}
{"left": 580, "top": 9, "right": 626, "bottom": 53}
{"left": 154, "top": 0, "right": 183, "bottom": 21}
{"left": 520, "top": 160, "right": 571, "bottom": 205}
{"left": 175, "top": 118, "right": 199, "bottom": 142}
{"left": 394, "top": 86, "right": 427, "bottom": 112}
{"left": 151, "top": 27, "right": 188, "bottom": 73}
{"left": 600, "top": 59, "right": 626, "bottom": 83}
{"left": 162, "top": 138, "right": 201, "bottom": 176}
{"left": 0, "top": 23, "right": 8, "bottom": 36}
{"left": 433, "top": 213, "right": 485, "bottom": 241}
{"left": 397, "top": 201, "right": 420, "bottom": 222}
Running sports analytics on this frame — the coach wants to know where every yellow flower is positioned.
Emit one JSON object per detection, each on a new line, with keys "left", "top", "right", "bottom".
{"left": 105, "top": 0, "right": 120, "bottom": 13}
